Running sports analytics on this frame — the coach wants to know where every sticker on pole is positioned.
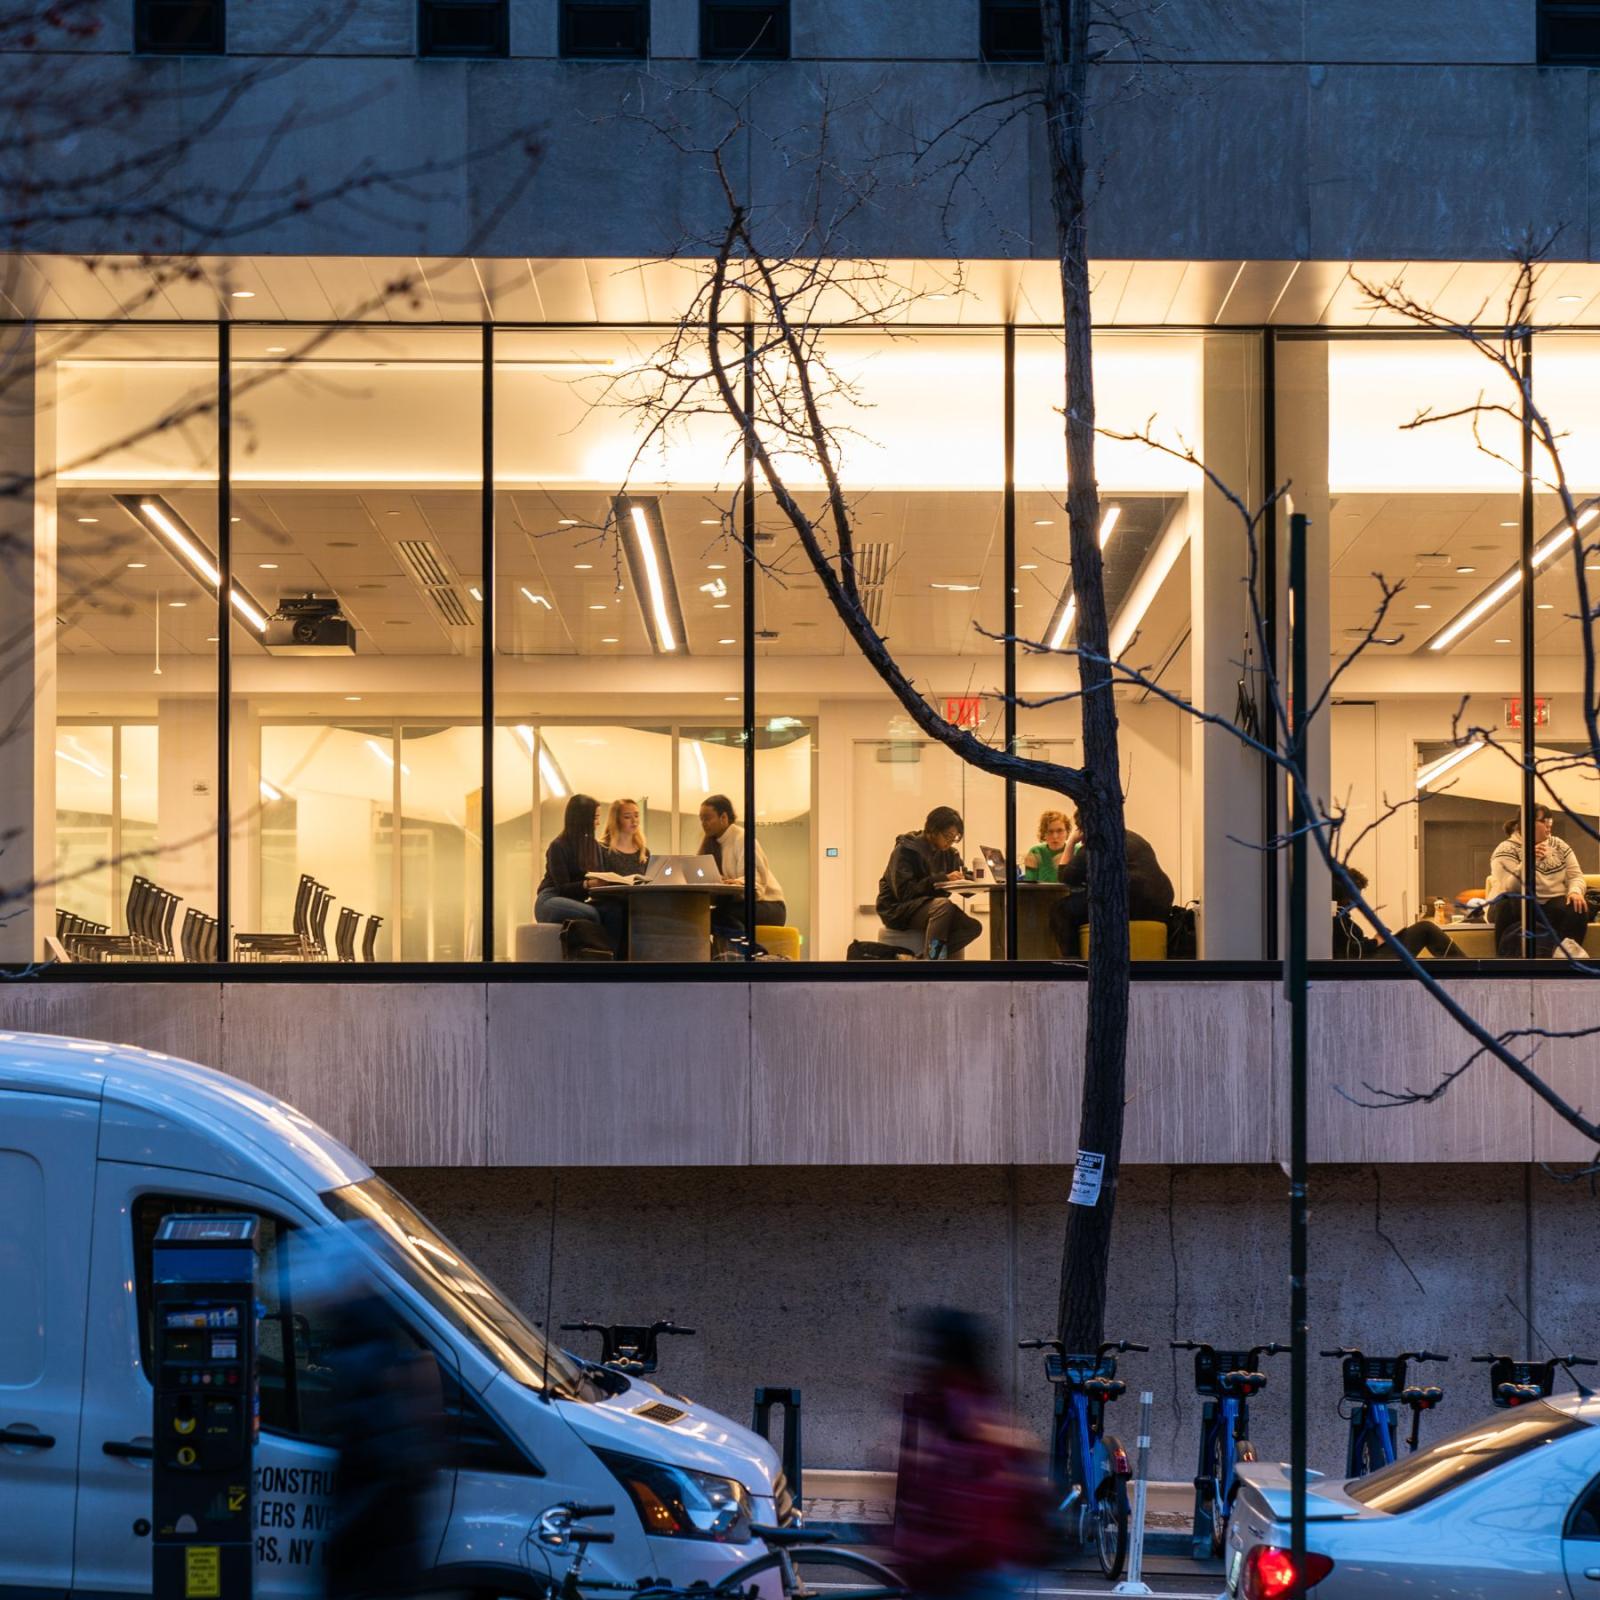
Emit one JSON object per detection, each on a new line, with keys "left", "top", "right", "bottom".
{"left": 1069, "top": 1150, "right": 1105, "bottom": 1206}
{"left": 185, "top": 1546, "right": 221, "bottom": 1599}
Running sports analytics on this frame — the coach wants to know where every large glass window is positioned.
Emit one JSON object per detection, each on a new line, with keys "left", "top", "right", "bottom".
{"left": 229, "top": 327, "right": 482, "bottom": 962}
{"left": 31, "top": 327, "right": 220, "bottom": 964}
{"left": 492, "top": 329, "right": 743, "bottom": 962}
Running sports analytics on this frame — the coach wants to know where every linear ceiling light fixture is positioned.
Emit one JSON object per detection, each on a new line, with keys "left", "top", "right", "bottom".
{"left": 1414, "top": 740, "right": 1487, "bottom": 791}
{"left": 114, "top": 494, "right": 270, "bottom": 634}
{"left": 1426, "top": 500, "right": 1600, "bottom": 652}
{"left": 515, "top": 725, "right": 567, "bottom": 798}
{"left": 1044, "top": 505, "right": 1122, "bottom": 650}
{"left": 616, "top": 494, "right": 686, "bottom": 654}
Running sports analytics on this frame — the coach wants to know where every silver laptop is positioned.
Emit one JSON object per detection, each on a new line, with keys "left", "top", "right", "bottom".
{"left": 643, "top": 854, "right": 721, "bottom": 884}
{"left": 980, "top": 845, "right": 1010, "bottom": 878}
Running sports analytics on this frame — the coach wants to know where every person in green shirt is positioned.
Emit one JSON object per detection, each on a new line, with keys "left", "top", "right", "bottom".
{"left": 1023, "top": 808, "right": 1078, "bottom": 882}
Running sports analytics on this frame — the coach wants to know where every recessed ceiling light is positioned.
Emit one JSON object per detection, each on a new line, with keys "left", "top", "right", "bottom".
{"left": 724, "top": 694, "right": 739, "bottom": 701}
{"left": 76, "top": 516, "right": 98, "bottom": 524}
{"left": 258, "top": 562, "right": 278, "bottom": 570}
{"left": 468, "top": 586, "right": 483, "bottom": 601}
{"left": 700, "top": 519, "right": 721, "bottom": 526}
{"left": 1456, "top": 565, "right": 1476, "bottom": 574}
{"left": 1559, "top": 294, "right": 1585, "bottom": 303}
{"left": 386, "top": 511, "right": 401, "bottom": 517}
{"left": 600, "top": 636, "right": 619, "bottom": 643}
{"left": 707, "top": 563, "right": 727, "bottom": 571}
{"left": 574, "top": 562, "right": 593, "bottom": 570}
{"left": 266, "top": 345, "right": 286, "bottom": 353}
{"left": 1537, "top": 602, "right": 1554, "bottom": 610}
{"left": 1019, "top": 562, "right": 1038, "bottom": 570}
{"left": 1587, "top": 563, "right": 1600, "bottom": 571}
{"left": 589, "top": 603, "right": 606, "bottom": 610}
{"left": 345, "top": 695, "right": 362, "bottom": 702}
{"left": 1033, "top": 519, "right": 1054, "bottom": 527}
{"left": 168, "top": 600, "right": 187, "bottom": 608}
{"left": 1413, "top": 602, "right": 1432, "bottom": 610}
{"left": 206, "top": 635, "right": 219, "bottom": 642}
{"left": 559, "top": 518, "right": 579, "bottom": 526}
{"left": 1500, "top": 521, "right": 1518, "bottom": 528}
{"left": 126, "top": 561, "right": 146, "bottom": 569}
{"left": 230, "top": 516, "right": 241, "bottom": 523}
{"left": 930, "top": 582, "right": 980, "bottom": 592}
{"left": 717, "top": 637, "right": 735, "bottom": 645}
{"left": 713, "top": 602, "right": 731, "bottom": 609}
{"left": 230, "top": 290, "right": 255, "bottom": 299}
{"left": 1494, "top": 637, "right": 1512, "bottom": 644}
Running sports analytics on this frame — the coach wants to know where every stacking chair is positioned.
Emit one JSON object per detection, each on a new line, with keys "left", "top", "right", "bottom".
{"left": 68, "top": 876, "right": 162, "bottom": 961}
{"left": 361, "top": 914, "right": 383, "bottom": 962}
{"left": 334, "top": 906, "right": 359, "bottom": 963}
{"left": 233, "top": 874, "right": 318, "bottom": 962}
{"left": 180, "top": 907, "right": 203, "bottom": 962}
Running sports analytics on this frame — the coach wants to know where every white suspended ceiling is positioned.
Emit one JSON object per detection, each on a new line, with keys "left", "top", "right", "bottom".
{"left": 14, "top": 255, "right": 1600, "bottom": 327}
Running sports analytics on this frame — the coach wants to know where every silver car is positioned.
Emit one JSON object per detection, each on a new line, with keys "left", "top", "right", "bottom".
{"left": 1223, "top": 1394, "right": 1600, "bottom": 1598}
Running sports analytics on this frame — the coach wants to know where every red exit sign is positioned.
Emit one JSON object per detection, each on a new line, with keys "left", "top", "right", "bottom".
{"left": 1505, "top": 697, "right": 1549, "bottom": 729}
{"left": 943, "top": 695, "right": 983, "bottom": 730}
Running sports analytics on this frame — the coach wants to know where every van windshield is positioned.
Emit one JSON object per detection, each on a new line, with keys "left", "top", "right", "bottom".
{"left": 324, "top": 1177, "right": 591, "bottom": 1399}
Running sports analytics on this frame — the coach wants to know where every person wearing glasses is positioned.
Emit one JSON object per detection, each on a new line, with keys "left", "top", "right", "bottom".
{"left": 876, "top": 806, "right": 982, "bottom": 960}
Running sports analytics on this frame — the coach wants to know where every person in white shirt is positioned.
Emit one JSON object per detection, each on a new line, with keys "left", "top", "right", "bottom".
{"left": 1489, "top": 804, "right": 1591, "bottom": 958}
{"left": 698, "top": 794, "right": 787, "bottom": 944}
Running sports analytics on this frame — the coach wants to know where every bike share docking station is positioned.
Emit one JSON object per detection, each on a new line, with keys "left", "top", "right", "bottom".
{"left": 151, "top": 1216, "right": 259, "bottom": 1600}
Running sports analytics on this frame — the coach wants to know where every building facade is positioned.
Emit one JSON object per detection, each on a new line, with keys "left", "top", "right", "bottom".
{"left": 4, "top": 0, "right": 1600, "bottom": 1477}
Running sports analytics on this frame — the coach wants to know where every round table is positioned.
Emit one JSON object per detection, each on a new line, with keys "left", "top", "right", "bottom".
{"left": 589, "top": 883, "right": 742, "bottom": 962}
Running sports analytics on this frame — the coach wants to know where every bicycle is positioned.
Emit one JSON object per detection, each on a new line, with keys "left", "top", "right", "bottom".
{"left": 1320, "top": 1346, "right": 1449, "bottom": 1476}
{"left": 1019, "top": 1335, "right": 1146, "bottom": 1581}
{"left": 529, "top": 1500, "right": 906, "bottom": 1600}
{"left": 1472, "top": 1350, "right": 1597, "bottom": 1407}
{"left": 558, "top": 1319, "right": 695, "bottom": 1376}
{"left": 1171, "top": 1339, "right": 1286, "bottom": 1558}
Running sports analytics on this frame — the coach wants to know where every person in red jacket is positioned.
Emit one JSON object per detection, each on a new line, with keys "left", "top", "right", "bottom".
{"left": 892, "top": 1309, "right": 1049, "bottom": 1596}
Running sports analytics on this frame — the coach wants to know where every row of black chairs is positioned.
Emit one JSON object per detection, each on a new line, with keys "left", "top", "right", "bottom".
{"left": 234, "top": 873, "right": 381, "bottom": 963}
{"left": 53, "top": 872, "right": 378, "bottom": 963}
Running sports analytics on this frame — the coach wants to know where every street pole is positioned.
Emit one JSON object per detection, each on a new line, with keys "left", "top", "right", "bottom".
{"left": 1288, "top": 511, "right": 1310, "bottom": 1596}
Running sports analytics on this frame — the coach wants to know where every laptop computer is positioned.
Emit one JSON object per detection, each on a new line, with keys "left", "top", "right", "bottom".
{"left": 979, "top": 844, "right": 1011, "bottom": 879}
{"left": 643, "top": 854, "right": 721, "bottom": 885}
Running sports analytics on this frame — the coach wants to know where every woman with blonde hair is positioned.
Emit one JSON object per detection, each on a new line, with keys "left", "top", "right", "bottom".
{"left": 602, "top": 797, "right": 650, "bottom": 874}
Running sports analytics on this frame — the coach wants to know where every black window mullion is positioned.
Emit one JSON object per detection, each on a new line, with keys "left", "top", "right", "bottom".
{"left": 1003, "top": 324, "right": 1018, "bottom": 961}
{"left": 481, "top": 322, "right": 495, "bottom": 962}
{"left": 217, "top": 320, "right": 231, "bottom": 961}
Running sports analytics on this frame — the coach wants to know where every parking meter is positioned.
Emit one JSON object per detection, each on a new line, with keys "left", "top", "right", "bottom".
{"left": 151, "top": 1216, "right": 259, "bottom": 1600}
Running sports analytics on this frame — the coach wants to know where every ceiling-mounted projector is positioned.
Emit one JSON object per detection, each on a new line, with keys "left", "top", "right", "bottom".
{"left": 264, "top": 594, "right": 356, "bottom": 656}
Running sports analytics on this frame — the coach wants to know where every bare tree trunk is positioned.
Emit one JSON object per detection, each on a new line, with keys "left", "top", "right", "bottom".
{"left": 1042, "top": 0, "right": 1131, "bottom": 1352}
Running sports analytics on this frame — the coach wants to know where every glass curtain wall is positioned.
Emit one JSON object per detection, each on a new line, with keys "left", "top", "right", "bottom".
{"left": 34, "top": 326, "right": 220, "bottom": 963}
{"left": 228, "top": 326, "right": 483, "bottom": 963}
{"left": 492, "top": 327, "right": 743, "bottom": 962}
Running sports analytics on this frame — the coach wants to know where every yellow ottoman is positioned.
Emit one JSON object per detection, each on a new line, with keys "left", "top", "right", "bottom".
{"left": 756, "top": 924, "right": 802, "bottom": 960}
{"left": 1077, "top": 920, "right": 1170, "bottom": 960}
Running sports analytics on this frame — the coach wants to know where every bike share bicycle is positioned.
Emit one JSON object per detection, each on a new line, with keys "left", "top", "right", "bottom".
{"left": 1320, "top": 1346, "right": 1449, "bottom": 1475}
{"left": 1171, "top": 1339, "right": 1286, "bottom": 1557}
{"left": 527, "top": 1500, "right": 906, "bottom": 1600}
{"left": 1473, "top": 1349, "right": 1597, "bottom": 1407}
{"left": 559, "top": 1320, "right": 696, "bottom": 1376}
{"left": 1018, "top": 1335, "right": 1146, "bottom": 1581}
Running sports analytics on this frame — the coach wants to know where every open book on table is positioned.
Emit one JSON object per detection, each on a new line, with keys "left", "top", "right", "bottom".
{"left": 585, "top": 870, "right": 646, "bottom": 887}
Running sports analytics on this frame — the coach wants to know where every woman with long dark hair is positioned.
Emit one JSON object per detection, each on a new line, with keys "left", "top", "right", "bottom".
{"left": 534, "top": 792, "right": 625, "bottom": 954}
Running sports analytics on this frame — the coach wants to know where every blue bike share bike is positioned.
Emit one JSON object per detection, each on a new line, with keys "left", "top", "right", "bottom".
{"left": 1320, "top": 1346, "right": 1449, "bottom": 1476}
{"left": 1473, "top": 1349, "right": 1596, "bottom": 1407}
{"left": 1018, "top": 1336, "right": 1146, "bottom": 1581}
{"left": 1172, "top": 1339, "right": 1287, "bottom": 1557}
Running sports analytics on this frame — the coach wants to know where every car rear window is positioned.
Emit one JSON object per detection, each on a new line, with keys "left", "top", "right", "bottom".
{"left": 1346, "top": 1401, "right": 1589, "bottom": 1513}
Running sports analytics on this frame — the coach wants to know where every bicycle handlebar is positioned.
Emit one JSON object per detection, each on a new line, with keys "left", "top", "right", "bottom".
{"left": 1399, "top": 1350, "right": 1450, "bottom": 1364}
{"left": 1018, "top": 1337, "right": 1063, "bottom": 1351}
{"left": 1101, "top": 1340, "right": 1149, "bottom": 1355}
{"left": 1319, "top": 1348, "right": 1358, "bottom": 1358}
{"left": 1473, "top": 1351, "right": 1596, "bottom": 1367}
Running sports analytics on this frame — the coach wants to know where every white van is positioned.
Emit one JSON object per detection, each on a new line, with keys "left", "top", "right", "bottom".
{"left": 0, "top": 1031, "right": 794, "bottom": 1599}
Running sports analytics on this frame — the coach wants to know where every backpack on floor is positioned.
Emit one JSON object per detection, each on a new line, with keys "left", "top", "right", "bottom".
{"left": 847, "top": 938, "right": 917, "bottom": 961}
{"left": 1166, "top": 902, "right": 1199, "bottom": 960}
{"left": 560, "top": 919, "right": 615, "bottom": 960}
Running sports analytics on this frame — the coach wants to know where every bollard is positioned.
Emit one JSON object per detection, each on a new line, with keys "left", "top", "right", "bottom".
{"left": 751, "top": 1386, "right": 803, "bottom": 1504}
{"left": 1112, "top": 1390, "right": 1156, "bottom": 1596}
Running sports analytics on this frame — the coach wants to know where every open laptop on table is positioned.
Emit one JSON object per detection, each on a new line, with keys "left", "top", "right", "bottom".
{"left": 643, "top": 854, "right": 722, "bottom": 885}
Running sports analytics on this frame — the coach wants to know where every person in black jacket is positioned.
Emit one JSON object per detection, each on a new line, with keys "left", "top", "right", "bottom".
{"left": 1333, "top": 867, "right": 1464, "bottom": 960}
{"left": 875, "top": 806, "right": 983, "bottom": 959}
{"left": 1048, "top": 809, "right": 1175, "bottom": 957}
{"left": 534, "top": 792, "right": 625, "bottom": 954}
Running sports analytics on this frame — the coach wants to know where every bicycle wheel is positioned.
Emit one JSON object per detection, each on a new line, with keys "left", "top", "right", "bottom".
{"left": 1203, "top": 1427, "right": 1229, "bottom": 1558}
{"left": 1094, "top": 1482, "right": 1129, "bottom": 1582}
{"left": 713, "top": 1545, "right": 907, "bottom": 1600}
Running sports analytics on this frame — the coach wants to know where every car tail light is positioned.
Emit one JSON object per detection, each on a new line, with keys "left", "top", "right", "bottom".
{"left": 1243, "top": 1545, "right": 1335, "bottom": 1598}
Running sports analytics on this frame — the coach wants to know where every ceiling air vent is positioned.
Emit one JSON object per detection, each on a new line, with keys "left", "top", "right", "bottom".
{"left": 854, "top": 542, "right": 893, "bottom": 630}
{"left": 395, "top": 536, "right": 473, "bottom": 631}
{"left": 632, "top": 1400, "right": 687, "bottom": 1425}
{"left": 430, "top": 588, "right": 473, "bottom": 628}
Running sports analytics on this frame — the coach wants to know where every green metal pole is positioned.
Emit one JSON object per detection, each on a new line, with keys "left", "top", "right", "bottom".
{"left": 1288, "top": 511, "right": 1309, "bottom": 1594}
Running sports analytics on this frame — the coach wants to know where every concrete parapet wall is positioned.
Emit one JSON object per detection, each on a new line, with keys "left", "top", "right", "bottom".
{"left": 1, "top": 976, "right": 1593, "bottom": 1166}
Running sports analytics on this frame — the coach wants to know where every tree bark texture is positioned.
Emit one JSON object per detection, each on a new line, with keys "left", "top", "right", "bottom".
{"left": 1042, "top": 0, "right": 1132, "bottom": 1354}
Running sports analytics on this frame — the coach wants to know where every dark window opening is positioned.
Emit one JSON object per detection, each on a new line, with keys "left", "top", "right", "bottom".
{"left": 419, "top": 0, "right": 508, "bottom": 57}
{"left": 700, "top": 0, "right": 788, "bottom": 60}
{"left": 561, "top": 0, "right": 649, "bottom": 57}
{"left": 134, "top": 0, "right": 224, "bottom": 53}
{"left": 981, "top": 0, "right": 1042, "bottom": 62}
{"left": 1540, "top": 1, "right": 1600, "bottom": 62}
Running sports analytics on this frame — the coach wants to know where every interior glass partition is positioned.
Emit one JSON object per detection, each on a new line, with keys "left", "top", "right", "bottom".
{"left": 228, "top": 326, "right": 483, "bottom": 962}
{"left": 34, "top": 326, "right": 221, "bottom": 964}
